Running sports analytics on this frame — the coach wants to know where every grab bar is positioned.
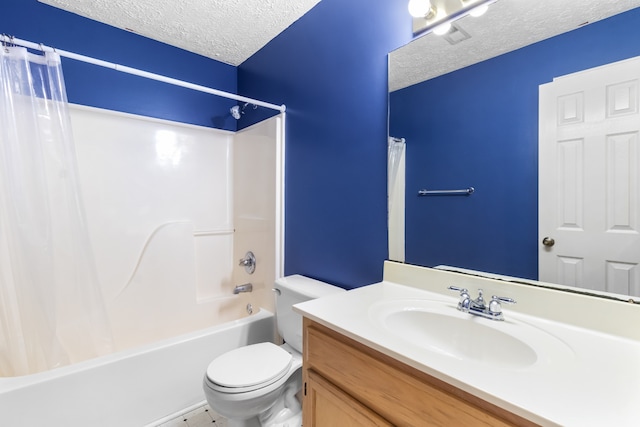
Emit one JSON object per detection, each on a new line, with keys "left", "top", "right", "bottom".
{"left": 418, "top": 187, "right": 474, "bottom": 196}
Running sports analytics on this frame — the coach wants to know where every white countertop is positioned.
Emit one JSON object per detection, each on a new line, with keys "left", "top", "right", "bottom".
{"left": 294, "top": 276, "right": 640, "bottom": 427}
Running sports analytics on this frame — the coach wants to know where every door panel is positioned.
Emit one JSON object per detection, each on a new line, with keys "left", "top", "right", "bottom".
{"left": 539, "top": 56, "right": 640, "bottom": 296}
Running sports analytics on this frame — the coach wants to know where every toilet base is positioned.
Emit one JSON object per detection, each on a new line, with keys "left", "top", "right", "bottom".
{"left": 258, "top": 378, "right": 302, "bottom": 427}
{"left": 227, "top": 418, "right": 261, "bottom": 427}
{"left": 225, "top": 407, "right": 301, "bottom": 427}
{"left": 264, "top": 410, "right": 301, "bottom": 427}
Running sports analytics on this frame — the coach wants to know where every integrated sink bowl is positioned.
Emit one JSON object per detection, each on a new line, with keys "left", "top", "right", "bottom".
{"left": 370, "top": 299, "right": 574, "bottom": 369}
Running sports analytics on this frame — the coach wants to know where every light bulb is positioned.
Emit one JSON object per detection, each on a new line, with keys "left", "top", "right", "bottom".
{"left": 433, "top": 22, "right": 452, "bottom": 35}
{"left": 469, "top": 4, "right": 489, "bottom": 17}
{"left": 408, "top": 0, "right": 432, "bottom": 18}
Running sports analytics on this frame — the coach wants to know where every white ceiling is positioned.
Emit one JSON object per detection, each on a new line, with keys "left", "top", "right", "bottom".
{"left": 390, "top": 0, "right": 640, "bottom": 92}
{"left": 38, "top": 0, "right": 640, "bottom": 88}
{"left": 39, "top": 0, "right": 321, "bottom": 66}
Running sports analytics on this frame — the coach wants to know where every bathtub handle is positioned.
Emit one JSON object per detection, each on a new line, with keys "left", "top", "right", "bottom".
{"left": 238, "top": 251, "right": 256, "bottom": 274}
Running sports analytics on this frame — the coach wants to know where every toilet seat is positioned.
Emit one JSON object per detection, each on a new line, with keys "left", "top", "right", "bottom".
{"left": 206, "top": 342, "right": 293, "bottom": 393}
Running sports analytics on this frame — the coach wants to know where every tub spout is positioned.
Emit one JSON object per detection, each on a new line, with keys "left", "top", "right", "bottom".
{"left": 233, "top": 283, "right": 253, "bottom": 294}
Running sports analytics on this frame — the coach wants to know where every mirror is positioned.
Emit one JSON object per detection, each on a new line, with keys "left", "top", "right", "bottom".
{"left": 388, "top": 0, "right": 640, "bottom": 301}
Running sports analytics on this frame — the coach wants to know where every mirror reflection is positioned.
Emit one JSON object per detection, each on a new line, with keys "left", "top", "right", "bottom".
{"left": 388, "top": 1, "right": 640, "bottom": 299}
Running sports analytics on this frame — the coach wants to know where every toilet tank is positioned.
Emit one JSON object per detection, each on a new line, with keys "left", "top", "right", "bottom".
{"left": 274, "top": 275, "right": 345, "bottom": 352}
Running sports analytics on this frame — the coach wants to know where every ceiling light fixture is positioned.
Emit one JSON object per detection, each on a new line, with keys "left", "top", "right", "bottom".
{"left": 407, "top": 0, "right": 436, "bottom": 19}
{"left": 469, "top": 4, "right": 489, "bottom": 17}
{"left": 410, "top": 0, "right": 498, "bottom": 36}
{"left": 433, "top": 22, "right": 452, "bottom": 36}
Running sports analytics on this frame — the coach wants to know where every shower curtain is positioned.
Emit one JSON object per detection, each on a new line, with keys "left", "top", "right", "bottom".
{"left": 0, "top": 46, "right": 112, "bottom": 376}
{"left": 388, "top": 137, "right": 405, "bottom": 262}
{"left": 388, "top": 137, "right": 405, "bottom": 212}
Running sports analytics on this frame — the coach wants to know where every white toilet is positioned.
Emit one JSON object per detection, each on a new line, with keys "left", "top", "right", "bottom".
{"left": 203, "top": 275, "right": 345, "bottom": 427}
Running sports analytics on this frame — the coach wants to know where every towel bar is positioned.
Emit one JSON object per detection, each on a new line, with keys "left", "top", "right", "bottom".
{"left": 418, "top": 187, "right": 474, "bottom": 196}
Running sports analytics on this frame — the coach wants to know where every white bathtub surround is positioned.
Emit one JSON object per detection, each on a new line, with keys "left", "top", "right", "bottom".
{"left": 232, "top": 116, "right": 284, "bottom": 321}
{"left": 68, "top": 104, "right": 284, "bottom": 353}
{"left": 74, "top": 102, "right": 235, "bottom": 349}
{"left": 294, "top": 261, "right": 640, "bottom": 427}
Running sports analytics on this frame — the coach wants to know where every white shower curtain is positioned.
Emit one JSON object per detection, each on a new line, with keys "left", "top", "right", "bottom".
{"left": 388, "top": 137, "right": 405, "bottom": 211}
{"left": 0, "top": 46, "right": 112, "bottom": 376}
{"left": 388, "top": 137, "right": 405, "bottom": 262}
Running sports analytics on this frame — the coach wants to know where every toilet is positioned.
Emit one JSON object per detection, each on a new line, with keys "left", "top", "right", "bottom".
{"left": 203, "top": 275, "right": 345, "bottom": 427}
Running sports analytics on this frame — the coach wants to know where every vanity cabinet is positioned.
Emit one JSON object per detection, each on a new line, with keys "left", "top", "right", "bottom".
{"left": 302, "top": 318, "right": 539, "bottom": 427}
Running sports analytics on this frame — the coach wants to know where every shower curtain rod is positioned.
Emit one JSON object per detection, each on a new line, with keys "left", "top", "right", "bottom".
{"left": 0, "top": 35, "right": 286, "bottom": 113}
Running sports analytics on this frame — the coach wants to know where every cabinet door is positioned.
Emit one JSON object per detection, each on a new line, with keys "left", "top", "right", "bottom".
{"left": 304, "top": 370, "right": 392, "bottom": 427}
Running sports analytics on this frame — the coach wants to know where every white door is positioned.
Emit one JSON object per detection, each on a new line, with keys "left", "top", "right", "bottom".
{"left": 539, "top": 56, "right": 640, "bottom": 297}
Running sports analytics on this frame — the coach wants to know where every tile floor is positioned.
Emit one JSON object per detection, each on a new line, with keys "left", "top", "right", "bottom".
{"left": 154, "top": 403, "right": 228, "bottom": 427}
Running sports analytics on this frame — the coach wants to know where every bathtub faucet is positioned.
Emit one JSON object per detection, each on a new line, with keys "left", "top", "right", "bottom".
{"left": 233, "top": 283, "right": 253, "bottom": 294}
{"left": 239, "top": 251, "right": 256, "bottom": 274}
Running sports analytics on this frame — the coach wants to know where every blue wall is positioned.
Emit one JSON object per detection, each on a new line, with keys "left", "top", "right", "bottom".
{"left": 2, "top": 0, "right": 238, "bottom": 130}
{"left": 390, "top": 8, "right": 640, "bottom": 280}
{"left": 239, "top": 0, "right": 409, "bottom": 288}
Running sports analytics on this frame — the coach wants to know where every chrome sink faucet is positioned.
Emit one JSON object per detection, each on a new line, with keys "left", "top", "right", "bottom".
{"left": 448, "top": 286, "right": 515, "bottom": 321}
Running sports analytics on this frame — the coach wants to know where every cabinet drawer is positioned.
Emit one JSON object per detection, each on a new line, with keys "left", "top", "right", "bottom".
{"left": 304, "top": 370, "right": 393, "bottom": 427}
{"left": 304, "top": 319, "right": 537, "bottom": 427}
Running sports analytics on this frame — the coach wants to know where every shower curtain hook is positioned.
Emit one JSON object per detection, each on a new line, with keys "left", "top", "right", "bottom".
{"left": 2, "top": 34, "right": 13, "bottom": 52}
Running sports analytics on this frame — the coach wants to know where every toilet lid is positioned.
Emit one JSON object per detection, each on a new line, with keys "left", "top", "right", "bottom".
{"left": 206, "top": 342, "right": 293, "bottom": 390}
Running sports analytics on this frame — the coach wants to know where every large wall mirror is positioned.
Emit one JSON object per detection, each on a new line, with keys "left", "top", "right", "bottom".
{"left": 388, "top": 0, "right": 640, "bottom": 301}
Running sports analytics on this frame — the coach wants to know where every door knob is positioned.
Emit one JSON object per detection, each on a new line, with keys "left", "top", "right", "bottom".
{"left": 542, "top": 237, "right": 555, "bottom": 247}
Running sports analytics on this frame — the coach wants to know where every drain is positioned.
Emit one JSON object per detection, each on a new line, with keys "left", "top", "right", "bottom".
{"left": 246, "top": 303, "right": 253, "bottom": 315}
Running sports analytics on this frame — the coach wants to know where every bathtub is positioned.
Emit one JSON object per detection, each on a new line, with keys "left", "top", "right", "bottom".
{"left": 0, "top": 309, "right": 275, "bottom": 427}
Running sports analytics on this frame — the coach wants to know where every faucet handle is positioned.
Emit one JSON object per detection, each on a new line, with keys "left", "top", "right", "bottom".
{"left": 489, "top": 295, "right": 516, "bottom": 316}
{"left": 447, "top": 285, "right": 468, "bottom": 294}
{"left": 238, "top": 251, "right": 256, "bottom": 274}
{"left": 491, "top": 295, "right": 516, "bottom": 304}
{"left": 448, "top": 286, "right": 471, "bottom": 311}
{"left": 447, "top": 286, "right": 470, "bottom": 300}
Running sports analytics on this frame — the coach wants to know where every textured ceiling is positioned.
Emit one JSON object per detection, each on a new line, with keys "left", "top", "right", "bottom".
{"left": 390, "top": 0, "right": 640, "bottom": 92}
{"left": 38, "top": 1, "right": 640, "bottom": 86}
{"left": 39, "top": 0, "right": 321, "bottom": 66}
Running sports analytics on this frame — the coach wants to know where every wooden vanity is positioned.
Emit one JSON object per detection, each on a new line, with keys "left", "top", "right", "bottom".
{"left": 302, "top": 318, "right": 538, "bottom": 427}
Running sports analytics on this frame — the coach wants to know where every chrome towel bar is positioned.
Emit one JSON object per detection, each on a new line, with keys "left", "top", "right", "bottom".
{"left": 418, "top": 187, "right": 474, "bottom": 196}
